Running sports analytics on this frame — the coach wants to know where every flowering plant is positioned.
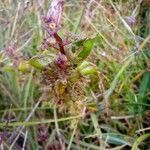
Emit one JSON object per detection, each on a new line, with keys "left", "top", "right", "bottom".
{"left": 28, "top": 0, "right": 98, "bottom": 117}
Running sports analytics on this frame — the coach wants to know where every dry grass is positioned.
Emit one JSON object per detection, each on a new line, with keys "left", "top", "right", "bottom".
{"left": 0, "top": 0, "right": 150, "bottom": 149}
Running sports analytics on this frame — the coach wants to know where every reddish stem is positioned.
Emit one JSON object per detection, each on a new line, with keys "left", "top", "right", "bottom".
{"left": 53, "top": 33, "right": 65, "bottom": 55}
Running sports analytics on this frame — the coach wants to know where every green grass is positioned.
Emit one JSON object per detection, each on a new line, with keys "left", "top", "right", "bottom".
{"left": 0, "top": 0, "right": 150, "bottom": 149}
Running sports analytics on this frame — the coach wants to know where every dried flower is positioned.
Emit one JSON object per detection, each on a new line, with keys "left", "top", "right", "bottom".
{"left": 41, "top": 0, "right": 66, "bottom": 55}
{"left": 55, "top": 53, "right": 68, "bottom": 70}
{"left": 5, "top": 43, "right": 15, "bottom": 58}
{"left": 0, "top": 132, "right": 5, "bottom": 146}
{"left": 5, "top": 43, "right": 22, "bottom": 67}
{"left": 47, "top": 0, "right": 64, "bottom": 26}
{"left": 42, "top": 0, "right": 64, "bottom": 34}
{"left": 38, "top": 125, "right": 49, "bottom": 144}
{"left": 124, "top": 15, "right": 136, "bottom": 27}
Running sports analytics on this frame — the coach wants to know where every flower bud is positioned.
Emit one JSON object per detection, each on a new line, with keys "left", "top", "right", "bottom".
{"left": 55, "top": 54, "right": 68, "bottom": 70}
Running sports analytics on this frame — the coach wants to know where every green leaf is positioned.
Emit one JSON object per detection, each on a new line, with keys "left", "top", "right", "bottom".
{"left": 29, "top": 54, "right": 55, "bottom": 70}
{"left": 132, "top": 133, "right": 150, "bottom": 150}
{"left": 77, "top": 60, "right": 90, "bottom": 71}
{"left": 139, "top": 71, "right": 150, "bottom": 98}
{"left": 71, "top": 38, "right": 87, "bottom": 53}
{"left": 77, "top": 60, "right": 97, "bottom": 76}
{"left": 78, "top": 38, "right": 95, "bottom": 60}
{"left": 138, "top": 71, "right": 150, "bottom": 114}
{"left": 80, "top": 66, "right": 97, "bottom": 75}
{"left": 0, "top": 115, "right": 82, "bottom": 127}
{"left": 3, "top": 65, "right": 15, "bottom": 72}
{"left": 103, "top": 133, "right": 132, "bottom": 146}
{"left": 22, "top": 68, "right": 34, "bottom": 117}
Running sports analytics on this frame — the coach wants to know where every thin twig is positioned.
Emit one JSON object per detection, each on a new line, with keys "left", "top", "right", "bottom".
{"left": 22, "top": 130, "right": 28, "bottom": 150}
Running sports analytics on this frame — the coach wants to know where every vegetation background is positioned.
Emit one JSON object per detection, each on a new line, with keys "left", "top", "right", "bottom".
{"left": 0, "top": 0, "right": 150, "bottom": 149}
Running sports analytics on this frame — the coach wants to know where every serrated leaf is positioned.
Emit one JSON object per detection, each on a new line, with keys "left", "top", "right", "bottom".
{"left": 29, "top": 54, "right": 55, "bottom": 70}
